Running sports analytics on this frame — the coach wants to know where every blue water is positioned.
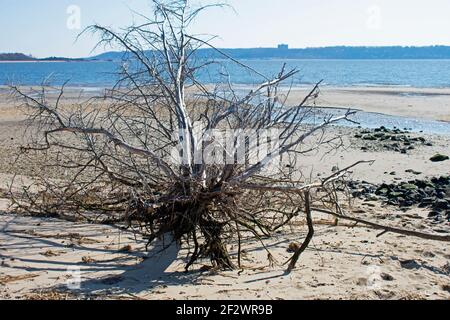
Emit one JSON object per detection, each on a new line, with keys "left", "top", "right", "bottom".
{"left": 2, "top": 59, "right": 450, "bottom": 88}
{"left": 311, "top": 108, "right": 450, "bottom": 136}
{"left": 1, "top": 59, "right": 450, "bottom": 135}
{"left": 0, "top": 61, "right": 118, "bottom": 87}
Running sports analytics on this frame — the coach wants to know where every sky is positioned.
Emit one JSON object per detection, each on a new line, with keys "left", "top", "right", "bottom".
{"left": 2, "top": 0, "right": 450, "bottom": 58}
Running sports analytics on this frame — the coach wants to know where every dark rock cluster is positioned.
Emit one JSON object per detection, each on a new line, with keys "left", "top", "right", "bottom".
{"left": 354, "top": 126, "right": 432, "bottom": 154}
{"left": 430, "top": 154, "right": 450, "bottom": 162}
{"left": 348, "top": 176, "right": 450, "bottom": 223}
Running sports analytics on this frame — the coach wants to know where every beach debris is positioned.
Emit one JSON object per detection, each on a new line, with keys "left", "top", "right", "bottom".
{"left": 40, "top": 250, "right": 65, "bottom": 257}
{"left": 23, "top": 290, "right": 79, "bottom": 300}
{"left": 0, "top": 273, "right": 40, "bottom": 285}
{"left": 430, "top": 154, "right": 449, "bottom": 162}
{"left": 199, "top": 265, "right": 213, "bottom": 272}
{"left": 81, "top": 256, "right": 96, "bottom": 264}
{"left": 287, "top": 242, "right": 301, "bottom": 253}
{"left": 118, "top": 245, "right": 133, "bottom": 253}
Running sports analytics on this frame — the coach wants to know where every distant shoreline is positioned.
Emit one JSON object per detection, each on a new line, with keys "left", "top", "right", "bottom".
{"left": 0, "top": 60, "right": 94, "bottom": 63}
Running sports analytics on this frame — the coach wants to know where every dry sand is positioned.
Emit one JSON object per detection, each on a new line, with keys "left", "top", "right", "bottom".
{"left": 0, "top": 88, "right": 449, "bottom": 300}
{"left": 0, "top": 211, "right": 449, "bottom": 300}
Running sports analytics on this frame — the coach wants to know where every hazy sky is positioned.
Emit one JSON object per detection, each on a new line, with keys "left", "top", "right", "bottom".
{"left": 2, "top": 0, "right": 450, "bottom": 58}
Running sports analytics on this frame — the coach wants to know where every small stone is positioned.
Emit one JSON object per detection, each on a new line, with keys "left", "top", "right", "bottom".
{"left": 380, "top": 273, "right": 394, "bottom": 281}
{"left": 363, "top": 135, "right": 377, "bottom": 141}
{"left": 376, "top": 188, "right": 389, "bottom": 195}
{"left": 434, "top": 199, "right": 449, "bottom": 210}
{"left": 366, "top": 195, "right": 379, "bottom": 201}
{"left": 400, "top": 260, "right": 421, "bottom": 270}
{"left": 401, "top": 183, "right": 418, "bottom": 191}
{"left": 405, "top": 169, "right": 422, "bottom": 175}
{"left": 430, "top": 154, "right": 449, "bottom": 162}
{"left": 428, "top": 211, "right": 441, "bottom": 218}
{"left": 389, "top": 191, "right": 404, "bottom": 198}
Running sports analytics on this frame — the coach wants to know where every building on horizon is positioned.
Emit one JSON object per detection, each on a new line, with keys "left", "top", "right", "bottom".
{"left": 277, "top": 44, "right": 289, "bottom": 50}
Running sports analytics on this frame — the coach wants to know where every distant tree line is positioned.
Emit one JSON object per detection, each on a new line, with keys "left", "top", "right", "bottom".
{"left": 0, "top": 53, "right": 85, "bottom": 62}
{"left": 92, "top": 46, "right": 450, "bottom": 61}
{"left": 0, "top": 53, "right": 36, "bottom": 61}
{"left": 4, "top": 46, "right": 450, "bottom": 62}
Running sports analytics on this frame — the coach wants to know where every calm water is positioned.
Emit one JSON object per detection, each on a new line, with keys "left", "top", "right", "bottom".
{"left": 2, "top": 59, "right": 450, "bottom": 88}
{"left": 312, "top": 108, "right": 450, "bottom": 135}
{"left": 2, "top": 59, "right": 450, "bottom": 134}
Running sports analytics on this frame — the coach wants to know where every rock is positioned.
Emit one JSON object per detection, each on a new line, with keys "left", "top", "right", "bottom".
{"left": 376, "top": 188, "right": 389, "bottom": 196}
{"left": 422, "top": 251, "right": 436, "bottom": 258}
{"left": 389, "top": 191, "right": 404, "bottom": 198}
{"left": 434, "top": 199, "right": 449, "bottom": 210}
{"left": 436, "top": 191, "right": 446, "bottom": 199}
{"left": 400, "top": 260, "right": 421, "bottom": 270}
{"left": 366, "top": 195, "right": 379, "bottom": 202}
{"left": 430, "top": 154, "right": 449, "bottom": 162}
{"left": 363, "top": 134, "right": 377, "bottom": 141}
{"left": 380, "top": 273, "right": 394, "bottom": 281}
{"left": 420, "top": 198, "right": 435, "bottom": 208}
{"left": 349, "top": 177, "right": 450, "bottom": 225}
{"left": 428, "top": 211, "right": 441, "bottom": 218}
{"left": 424, "top": 187, "right": 436, "bottom": 196}
{"left": 401, "top": 183, "right": 418, "bottom": 191}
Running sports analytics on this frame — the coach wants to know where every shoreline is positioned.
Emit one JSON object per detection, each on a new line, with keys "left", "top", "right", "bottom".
{"left": 0, "top": 60, "right": 95, "bottom": 64}
{"left": 2, "top": 85, "right": 450, "bottom": 125}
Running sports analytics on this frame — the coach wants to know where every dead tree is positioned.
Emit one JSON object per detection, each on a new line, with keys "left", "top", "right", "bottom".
{"left": 10, "top": 0, "right": 448, "bottom": 271}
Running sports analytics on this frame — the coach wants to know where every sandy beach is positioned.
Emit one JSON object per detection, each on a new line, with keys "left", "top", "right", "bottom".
{"left": 0, "top": 87, "right": 449, "bottom": 300}
{"left": 284, "top": 86, "right": 450, "bottom": 122}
